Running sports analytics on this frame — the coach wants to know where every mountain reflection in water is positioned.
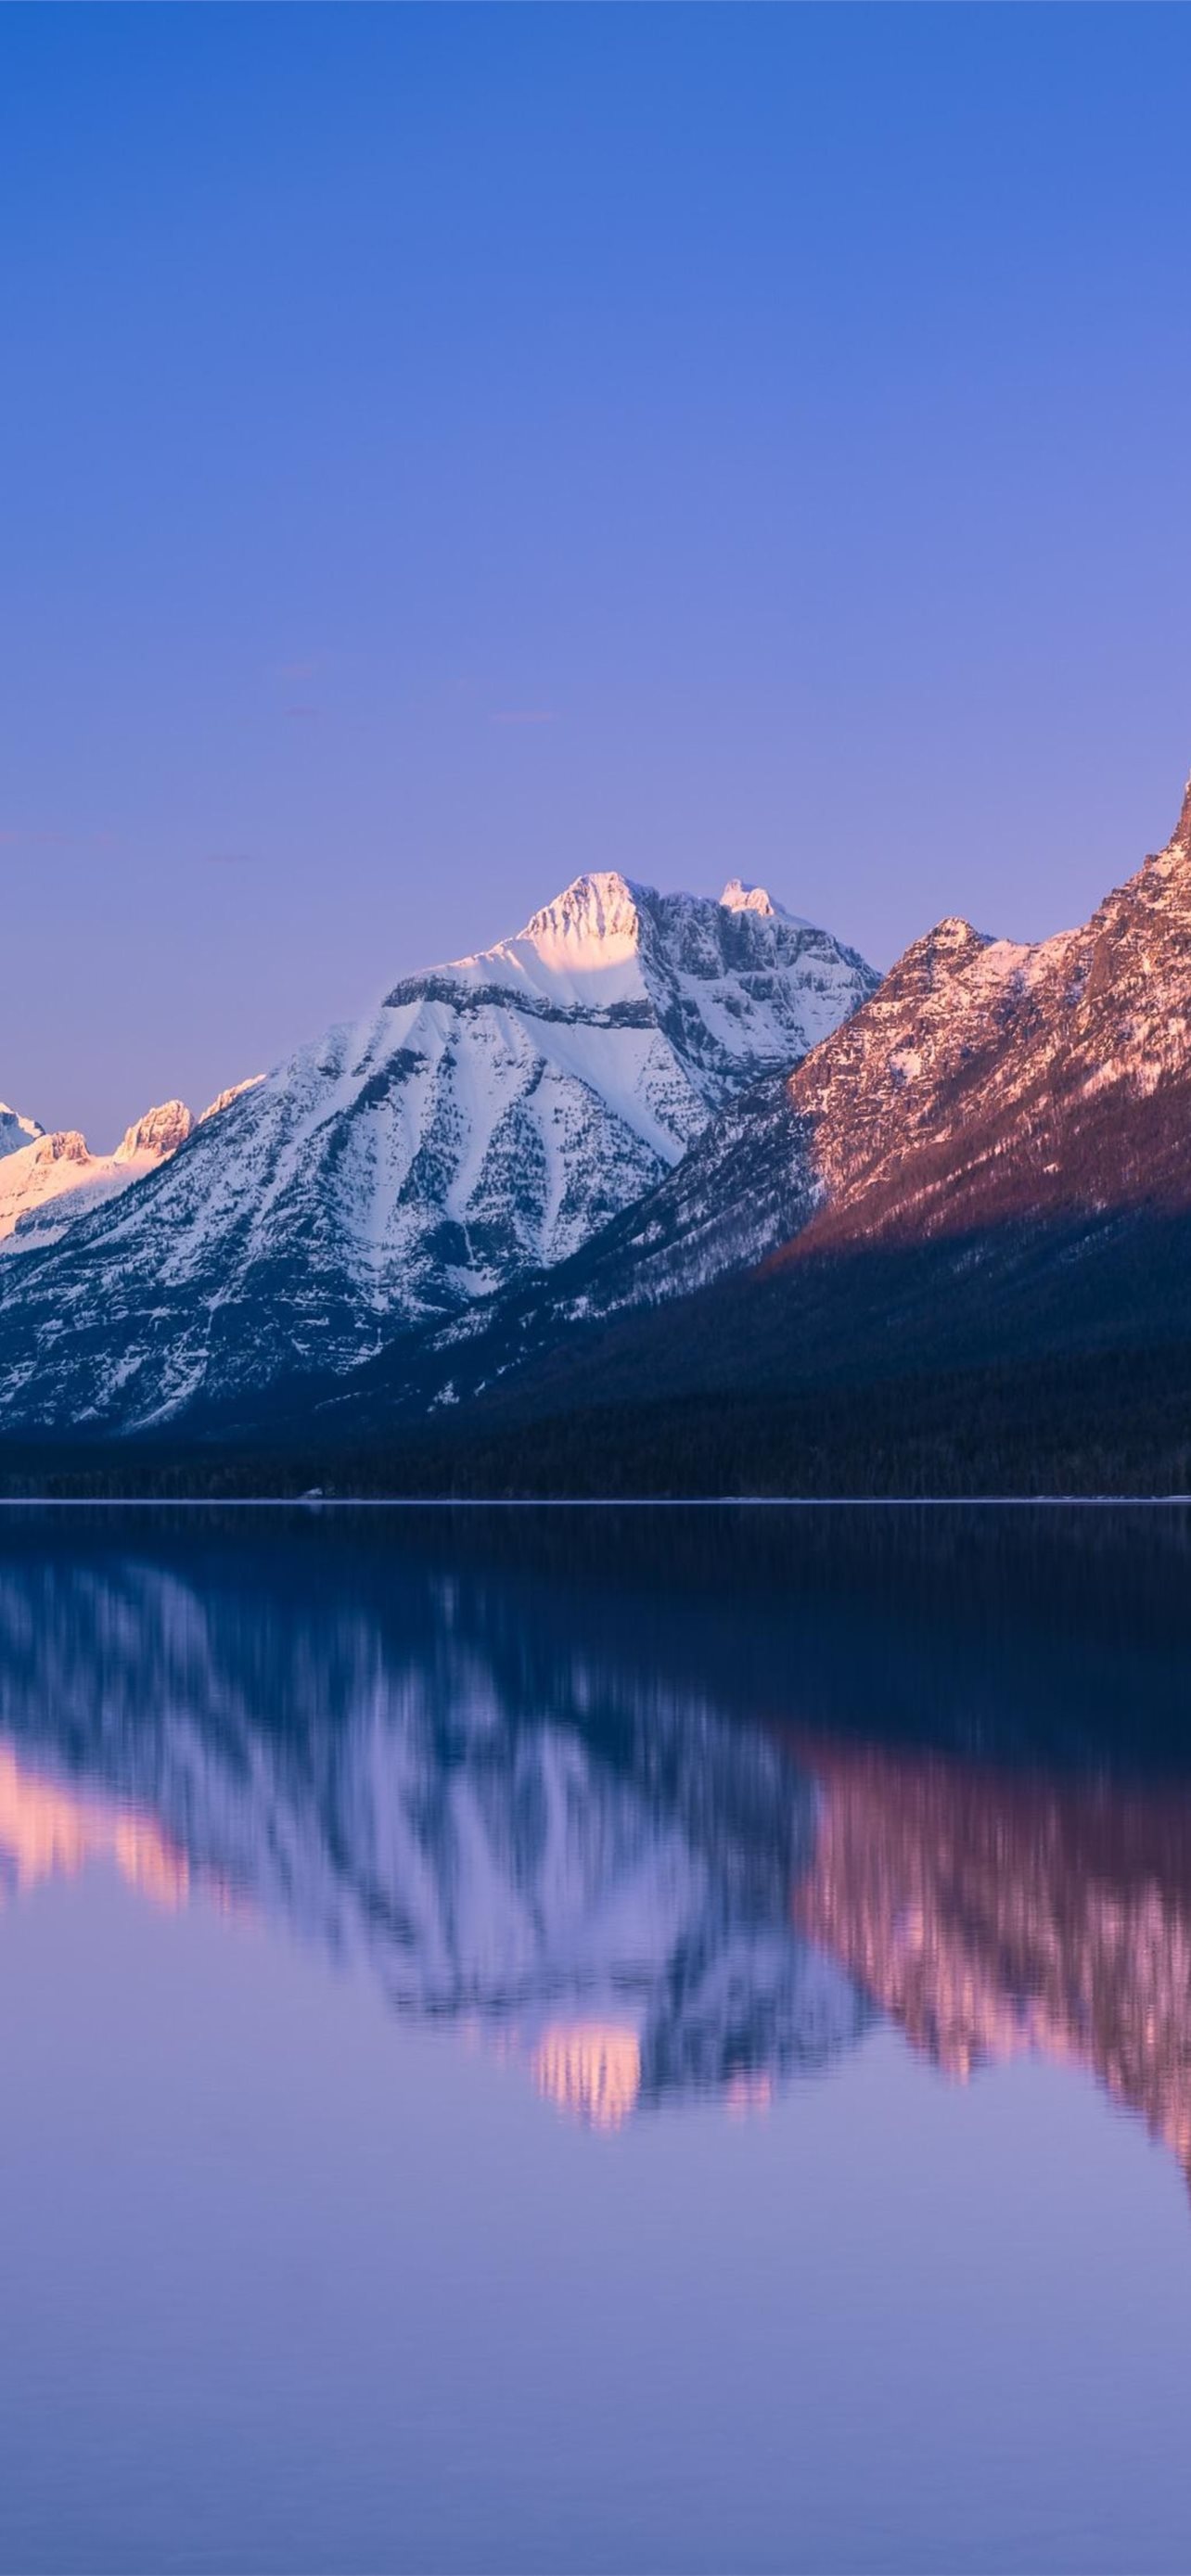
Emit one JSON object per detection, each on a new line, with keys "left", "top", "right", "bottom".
{"left": 2, "top": 1505, "right": 1191, "bottom": 2169}
{"left": 792, "top": 1739, "right": 1191, "bottom": 2179}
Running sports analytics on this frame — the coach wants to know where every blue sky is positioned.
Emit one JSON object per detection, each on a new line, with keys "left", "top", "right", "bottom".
{"left": 3, "top": 5, "right": 1190, "bottom": 1141}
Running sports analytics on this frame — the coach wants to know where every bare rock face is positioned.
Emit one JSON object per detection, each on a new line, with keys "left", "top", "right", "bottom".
{"left": 115, "top": 1101, "right": 194, "bottom": 1163}
{"left": 23, "top": 1129, "right": 91, "bottom": 1168}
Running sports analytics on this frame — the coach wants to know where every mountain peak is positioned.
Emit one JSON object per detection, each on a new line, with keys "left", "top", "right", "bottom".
{"left": 896, "top": 915, "right": 994, "bottom": 974}
{"left": 928, "top": 914, "right": 988, "bottom": 947}
{"left": 28, "top": 1129, "right": 91, "bottom": 1167}
{"left": 115, "top": 1101, "right": 194, "bottom": 1164}
{"left": 720, "top": 878, "right": 776, "bottom": 917}
{"left": 0, "top": 1100, "right": 200, "bottom": 1252}
{"left": 519, "top": 872, "right": 643, "bottom": 957}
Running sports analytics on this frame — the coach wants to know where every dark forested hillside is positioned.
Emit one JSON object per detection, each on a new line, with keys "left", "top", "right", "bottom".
{"left": 6, "top": 1205, "right": 1191, "bottom": 1498}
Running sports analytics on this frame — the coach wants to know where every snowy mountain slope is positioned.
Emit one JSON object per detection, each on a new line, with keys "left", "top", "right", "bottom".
{"left": 0, "top": 873, "right": 875, "bottom": 1428}
{"left": 317, "top": 1065, "right": 820, "bottom": 1429}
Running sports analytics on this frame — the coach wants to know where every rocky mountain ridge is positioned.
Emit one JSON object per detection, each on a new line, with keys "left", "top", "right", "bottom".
{"left": 768, "top": 767, "right": 1191, "bottom": 1257}
{"left": 594, "top": 770, "right": 1191, "bottom": 1290}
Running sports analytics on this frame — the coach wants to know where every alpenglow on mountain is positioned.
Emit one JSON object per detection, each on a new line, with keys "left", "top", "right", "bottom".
{"left": 351, "top": 764, "right": 1191, "bottom": 1437}
{"left": 0, "top": 871, "right": 876, "bottom": 1427}
{"left": 660, "top": 766, "right": 1191, "bottom": 1278}
{"left": 0, "top": 1085, "right": 263, "bottom": 1253}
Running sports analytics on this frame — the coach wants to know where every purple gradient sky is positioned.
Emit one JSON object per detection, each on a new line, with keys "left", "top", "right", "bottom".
{"left": 3, "top": 6, "right": 1190, "bottom": 1145}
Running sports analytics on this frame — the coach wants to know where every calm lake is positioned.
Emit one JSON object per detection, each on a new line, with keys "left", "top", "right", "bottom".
{"left": 2, "top": 1503, "right": 1191, "bottom": 2574}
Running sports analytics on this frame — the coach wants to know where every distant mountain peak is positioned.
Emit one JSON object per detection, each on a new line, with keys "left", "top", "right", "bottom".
{"left": 115, "top": 1100, "right": 194, "bottom": 1164}
{"left": 0, "top": 1096, "right": 198, "bottom": 1251}
{"left": 881, "top": 915, "right": 1006, "bottom": 997}
{"left": 25, "top": 1129, "right": 91, "bottom": 1167}
{"left": 917, "top": 914, "right": 992, "bottom": 954}
{"left": 720, "top": 877, "right": 777, "bottom": 917}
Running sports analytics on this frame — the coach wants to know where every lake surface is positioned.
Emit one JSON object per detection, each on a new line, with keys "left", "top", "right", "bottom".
{"left": 3, "top": 1504, "right": 1191, "bottom": 2573}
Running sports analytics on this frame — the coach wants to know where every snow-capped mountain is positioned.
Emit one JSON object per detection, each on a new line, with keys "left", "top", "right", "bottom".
{"left": 0, "top": 1086, "right": 261, "bottom": 1253}
{"left": 0, "top": 873, "right": 874, "bottom": 1428}
{"left": 363, "top": 764, "right": 1191, "bottom": 1432}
